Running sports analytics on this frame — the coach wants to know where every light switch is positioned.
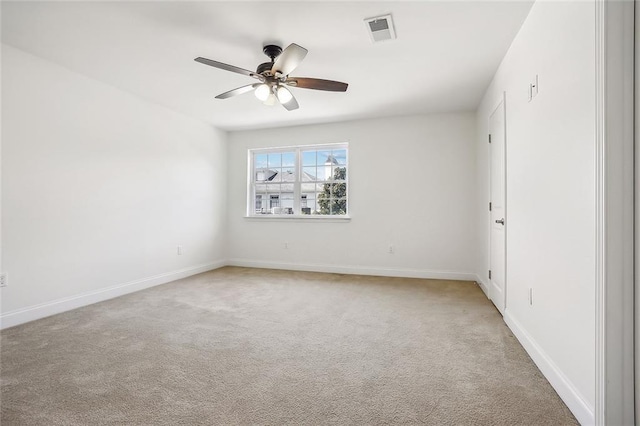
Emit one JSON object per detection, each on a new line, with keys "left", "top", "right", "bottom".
{"left": 528, "top": 75, "right": 539, "bottom": 102}
{"left": 532, "top": 74, "right": 539, "bottom": 97}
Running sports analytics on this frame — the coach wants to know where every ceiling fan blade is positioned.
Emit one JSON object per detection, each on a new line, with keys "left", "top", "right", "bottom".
{"left": 194, "top": 57, "right": 264, "bottom": 81}
{"left": 215, "top": 84, "right": 259, "bottom": 99}
{"left": 271, "top": 43, "right": 308, "bottom": 76}
{"left": 278, "top": 86, "right": 299, "bottom": 111}
{"left": 285, "top": 77, "right": 348, "bottom": 92}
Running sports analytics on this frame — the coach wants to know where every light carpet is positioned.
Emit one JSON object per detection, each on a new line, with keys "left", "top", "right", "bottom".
{"left": 1, "top": 266, "right": 577, "bottom": 425}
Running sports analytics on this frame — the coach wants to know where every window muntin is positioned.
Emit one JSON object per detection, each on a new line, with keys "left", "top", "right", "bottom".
{"left": 249, "top": 144, "right": 348, "bottom": 216}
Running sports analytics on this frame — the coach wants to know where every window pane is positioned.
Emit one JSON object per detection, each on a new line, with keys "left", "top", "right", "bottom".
{"left": 332, "top": 204, "right": 347, "bottom": 215}
{"left": 269, "top": 168, "right": 283, "bottom": 182}
{"left": 281, "top": 198, "right": 294, "bottom": 210}
{"left": 316, "top": 150, "right": 332, "bottom": 166}
{"left": 268, "top": 153, "right": 281, "bottom": 168}
{"left": 280, "top": 168, "right": 295, "bottom": 182}
{"left": 329, "top": 198, "right": 347, "bottom": 215}
{"left": 309, "top": 198, "right": 318, "bottom": 212}
{"left": 302, "top": 166, "right": 317, "bottom": 181}
{"left": 331, "top": 182, "right": 347, "bottom": 198}
{"left": 280, "top": 186, "right": 294, "bottom": 214}
{"left": 332, "top": 166, "right": 347, "bottom": 181}
{"left": 282, "top": 152, "right": 295, "bottom": 167}
{"left": 254, "top": 185, "right": 267, "bottom": 203}
{"left": 302, "top": 194, "right": 317, "bottom": 213}
{"left": 255, "top": 194, "right": 263, "bottom": 212}
{"left": 316, "top": 168, "right": 331, "bottom": 182}
{"left": 302, "top": 151, "right": 316, "bottom": 166}
{"left": 266, "top": 183, "right": 281, "bottom": 192}
{"left": 317, "top": 190, "right": 330, "bottom": 214}
{"left": 255, "top": 154, "right": 267, "bottom": 168}
{"left": 256, "top": 169, "right": 273, "bottom": 182}
{"left": 301, "top": 192, "right": 315, "bottom": 203}
{"left": 332, "top": 149, "right": 347, "bottom": 165}
{"left": 301, "top": 183, "right": 317, "bottom": 193}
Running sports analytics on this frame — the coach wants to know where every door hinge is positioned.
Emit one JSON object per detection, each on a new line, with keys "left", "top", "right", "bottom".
{"left": 488, "top": 270, "right": 492, "bottom": 279}
{"left": 489, "top": 202, "right": 492, "bottom": 211}
{"left": 488, "top": 134, "right": 492, "bottom": 143}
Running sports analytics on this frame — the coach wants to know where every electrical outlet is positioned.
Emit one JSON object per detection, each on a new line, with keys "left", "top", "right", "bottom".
{"left": 0, "top": 273, "right": 7, "bottom": 287}
{"left": 177, "top": 245, "right": 183, "bottom": 255}
{"left": 388, "top": 244, "right": 395, "bottom": 254}
{"left": 283, "top": 242, "right": 288, "bottom": 249}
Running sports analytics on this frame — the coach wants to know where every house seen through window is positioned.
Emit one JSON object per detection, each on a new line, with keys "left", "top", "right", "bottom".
{"left": 250, "top": 144, "right": 348, "bottom": 216}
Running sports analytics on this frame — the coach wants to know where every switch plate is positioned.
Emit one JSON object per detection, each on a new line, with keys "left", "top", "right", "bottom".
{"left": 177, "top": 245, "right": 183, "bottom": 255}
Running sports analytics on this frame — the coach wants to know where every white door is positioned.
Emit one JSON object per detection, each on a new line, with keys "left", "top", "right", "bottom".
{"left": 489, "top": 96, "right": 506, "bottom": 314}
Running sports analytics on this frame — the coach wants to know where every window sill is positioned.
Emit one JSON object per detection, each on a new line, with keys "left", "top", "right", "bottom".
{"left": 244, "top": 215, "right": 351, "bottom": 222}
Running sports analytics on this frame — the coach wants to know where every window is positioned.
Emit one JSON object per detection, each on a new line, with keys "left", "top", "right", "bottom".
{"left": 249, "top": 144, "right": 348, "bottom": 216}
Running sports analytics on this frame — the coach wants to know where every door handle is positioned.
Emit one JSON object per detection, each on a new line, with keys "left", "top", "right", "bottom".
{"left": 495, "top": 218, "right": 505, "bottom": 225}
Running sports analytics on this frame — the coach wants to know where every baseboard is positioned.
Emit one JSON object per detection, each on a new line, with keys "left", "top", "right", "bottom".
{"left": 227, "top": 258, "right": 477, "bottom": 281}
{"left": 0, "top": 260, "right": 226, "bottom": 330}
{"left": 504, "top": 311, "right": 595, "bottom": 426}
{"left": 474, "top": 274, "right": 489, "bottom": 297}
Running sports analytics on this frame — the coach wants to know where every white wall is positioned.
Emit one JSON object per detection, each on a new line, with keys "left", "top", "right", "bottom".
{"left": 1, "top": 45, "right": 228, "bottom": 326}
{"left": 476, "top": 2, "right": 595, "bottom": 424}
{"left": 227, "top": 113, "right": 477, "bottom": 280}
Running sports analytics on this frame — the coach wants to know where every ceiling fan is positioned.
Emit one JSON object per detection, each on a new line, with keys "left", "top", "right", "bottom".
{"left": 194, "top": 43, "right": 348, "bottom": 111}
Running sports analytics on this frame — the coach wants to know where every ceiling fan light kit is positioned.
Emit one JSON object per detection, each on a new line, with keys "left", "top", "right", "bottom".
{"left": 195, "top": 43, "right": 348, "bottom": 111}
{"left": 263, "top": 93, "right": 277, "bottom": 106}
{"left": 254, "top": 83, "right": 271, "bottom": 101}
{"left": 276, "top": 86, "right": 293, "bottom": 104}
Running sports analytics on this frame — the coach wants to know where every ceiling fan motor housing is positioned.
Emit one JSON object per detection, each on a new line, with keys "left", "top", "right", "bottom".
{"left": 256, "top": 62, "right": 273, "bottom": 75}
{"left": 257, "top": 45, "right": 283, "bottom": 75}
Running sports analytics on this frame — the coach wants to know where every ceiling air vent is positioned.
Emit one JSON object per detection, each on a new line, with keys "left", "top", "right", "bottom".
{"left": 364, "top": 14, "right": 396, "bottom": 43}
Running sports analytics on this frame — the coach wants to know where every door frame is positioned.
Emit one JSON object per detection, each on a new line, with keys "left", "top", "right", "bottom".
{"left": 488, "top": 92, "right": 507, "bottom": 314}
{"left": 594, "top": 0, "right": 635, "bottom": 424}
{"left": 635, "top": 0, "right": 640, "bottom": 422}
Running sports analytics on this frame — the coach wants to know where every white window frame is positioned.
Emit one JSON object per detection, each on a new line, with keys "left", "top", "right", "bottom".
{"left": 247, "top": 143, "right": 349, "bottom": 219}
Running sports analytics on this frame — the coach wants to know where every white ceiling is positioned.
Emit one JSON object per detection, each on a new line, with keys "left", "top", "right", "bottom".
{"left": 1, "top": 1, "right": 533, "bottom": 131}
